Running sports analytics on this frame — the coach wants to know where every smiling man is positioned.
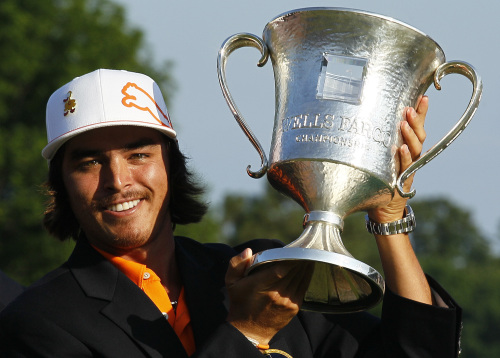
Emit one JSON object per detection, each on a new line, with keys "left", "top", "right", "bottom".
{"left": 62, "top": 127, "right": 172, "bottom": 252}
{"left": 0, "top": 69, "right": 462, "bottom": 357}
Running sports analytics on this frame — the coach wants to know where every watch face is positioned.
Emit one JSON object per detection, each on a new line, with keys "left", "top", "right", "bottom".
{"left": 263, "top": 349, "right": 294, "bottom": 358}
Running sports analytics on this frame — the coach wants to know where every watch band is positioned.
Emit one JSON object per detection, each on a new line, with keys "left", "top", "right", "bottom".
{"left": 365, "top": 205, "right": 416, "bottom": 235}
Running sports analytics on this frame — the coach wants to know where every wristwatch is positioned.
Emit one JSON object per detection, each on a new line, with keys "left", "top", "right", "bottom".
{"left": 365, "top": 205, "right": 416, "bottom": 235}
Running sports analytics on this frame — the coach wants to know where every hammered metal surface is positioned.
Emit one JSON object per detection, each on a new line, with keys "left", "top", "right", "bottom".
{"left": 218, "top": 7, "right": 481, "bottom": 312}
{"left": 264, "top": 8, "right": 444, "bottom": 208}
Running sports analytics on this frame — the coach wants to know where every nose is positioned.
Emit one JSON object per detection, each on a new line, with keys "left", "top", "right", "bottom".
{"left": 101, "top": 156, "right": 132, "bottom": 192}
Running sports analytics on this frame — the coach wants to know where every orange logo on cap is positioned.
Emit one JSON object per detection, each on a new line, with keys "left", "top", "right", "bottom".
{"left": 63, "top": 91, "right": 76, "bottom": 116}
{"left": 121, "top": 83, "right": 172, "bottom": 128}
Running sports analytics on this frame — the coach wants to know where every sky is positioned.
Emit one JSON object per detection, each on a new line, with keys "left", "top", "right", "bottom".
{"left": 112, "top": 0, "right": 497, "bottom": 245}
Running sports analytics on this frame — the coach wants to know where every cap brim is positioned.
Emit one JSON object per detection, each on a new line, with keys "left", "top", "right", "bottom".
{"left": 42, "top": 121, "right": 177, "bottom": 160}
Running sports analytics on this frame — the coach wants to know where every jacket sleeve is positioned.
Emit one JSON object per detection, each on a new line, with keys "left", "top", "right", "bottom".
{"left": 193, "top": 322, "right": 265, "bottom": 358}
{"left": 377, "top": 275, "right": 462, "bottom": 358}
{"left": 295, "top": 275, "right": 462, "bottom": 358}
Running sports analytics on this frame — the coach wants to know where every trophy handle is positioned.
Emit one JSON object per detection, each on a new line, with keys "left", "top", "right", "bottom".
{"left": 397, "top": 61, "right": 483, "bottom": 198}
{"left": 217, "top": 33, "right": 270, "bottom": 178}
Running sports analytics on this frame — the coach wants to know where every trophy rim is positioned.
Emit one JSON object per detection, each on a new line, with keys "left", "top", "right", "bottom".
{"left": 250, "top": 247, "right": 385, "bottom": 313}
{"left": 265, "top": 7, "right": 445, "bottom": 57}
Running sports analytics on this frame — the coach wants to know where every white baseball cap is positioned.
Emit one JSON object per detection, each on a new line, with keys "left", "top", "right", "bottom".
{"left": 42, "top": 69, "right": 177, "bottom": 160}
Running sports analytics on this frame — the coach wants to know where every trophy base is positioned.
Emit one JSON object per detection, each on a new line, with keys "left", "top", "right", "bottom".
{"left": 249, "top": 247, "right": 385, "bottom": 313}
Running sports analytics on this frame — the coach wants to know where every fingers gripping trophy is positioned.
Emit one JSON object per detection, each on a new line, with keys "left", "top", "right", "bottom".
{"left": 217, "top": 7, "right": 482, "bottom": 313}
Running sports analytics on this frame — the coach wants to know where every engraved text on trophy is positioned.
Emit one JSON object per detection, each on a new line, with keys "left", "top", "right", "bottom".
{"left": 281, "top": 114, "right": 393, "bottom": 148}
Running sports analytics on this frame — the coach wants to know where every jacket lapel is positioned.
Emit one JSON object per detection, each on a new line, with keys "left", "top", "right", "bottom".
{"left": 175, "top": 237, "right": 232, "bottom": 349}
{"left": 68, "top": 239, "right": 188, "bottom": 358}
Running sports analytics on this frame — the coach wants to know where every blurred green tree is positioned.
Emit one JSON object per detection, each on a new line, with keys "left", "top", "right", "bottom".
{"left": 218, "top": 185, "right": 305, "bottom": 247}
{"left": 411, "top": 198, "right": 490, "bottom": 266}
{"left": 174, "top": 209, "right": 223, "bottom": 244}
{"left": 0, "top": 0, "right": 175, "bottom": 284}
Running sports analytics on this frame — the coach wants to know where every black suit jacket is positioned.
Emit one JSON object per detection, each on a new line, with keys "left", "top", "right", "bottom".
{"left": 0, "top": 237, "right": 461, "bottom": 357}
{"left": 0, "top": 270, "right": 24, "bottom": 312}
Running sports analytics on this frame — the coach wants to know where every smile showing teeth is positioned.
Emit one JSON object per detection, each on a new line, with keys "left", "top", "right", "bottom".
{"left": 107, "top": 199, "right": 141, "bottom": 212}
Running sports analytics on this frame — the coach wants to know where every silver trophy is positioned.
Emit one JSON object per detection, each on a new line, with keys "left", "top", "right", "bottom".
{"left": 217, "top": 7, "right": 482, "bottom": 313}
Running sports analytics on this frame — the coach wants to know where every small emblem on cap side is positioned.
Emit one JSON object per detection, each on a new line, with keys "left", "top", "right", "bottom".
{"left": 121, "top": 82, "right": 173, "bottom": 128}
{"left": 63, "top": 91, "right": 76, "bottom": 116}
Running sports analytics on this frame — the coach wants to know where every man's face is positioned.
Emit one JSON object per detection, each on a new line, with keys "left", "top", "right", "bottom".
{"left": 61, "top": 126, "right": 171, "bottom": 253}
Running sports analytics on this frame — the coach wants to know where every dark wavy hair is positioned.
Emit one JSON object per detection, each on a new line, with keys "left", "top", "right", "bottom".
{"left": 43, "top": 137, "right": 208, "bottom": 241}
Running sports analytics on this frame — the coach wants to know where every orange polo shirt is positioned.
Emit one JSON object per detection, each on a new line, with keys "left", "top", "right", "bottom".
{"left": 94, "top": 247, "right": 196, "bottom": 356}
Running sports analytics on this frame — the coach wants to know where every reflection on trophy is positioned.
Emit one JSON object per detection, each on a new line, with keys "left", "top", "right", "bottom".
{"left": 217, "top": 7, "right": 482, "bottom": 313}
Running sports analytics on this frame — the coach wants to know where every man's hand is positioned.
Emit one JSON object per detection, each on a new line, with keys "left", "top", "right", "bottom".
{"left": 225, "top": 248, "right": 313, "bottom": 345}
{"left": 368, "top": 95, "right": 428, "bottom": 223}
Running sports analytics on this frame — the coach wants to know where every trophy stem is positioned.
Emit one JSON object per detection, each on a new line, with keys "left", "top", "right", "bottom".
{"left": 250, "top": 212, "right": 385, "bottom": 313}
{"left": 291, "top": 212, "right": 352, "bottom": 257}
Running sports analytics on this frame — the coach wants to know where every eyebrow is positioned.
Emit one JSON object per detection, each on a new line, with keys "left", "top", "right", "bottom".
{"left": 67, "top": 137, "right": 160, "bottom": 161}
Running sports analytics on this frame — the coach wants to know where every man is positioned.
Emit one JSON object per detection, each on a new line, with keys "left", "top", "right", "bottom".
{"left": 0, "top": 69, "right": 461, "bottom": 357}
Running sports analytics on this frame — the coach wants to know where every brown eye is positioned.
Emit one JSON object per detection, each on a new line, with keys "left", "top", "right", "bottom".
{"left": 130, "top": 153, "right": 148, "bottom": 160}
{"left": 78, "top": 159, "right": 99, "bottom": 169}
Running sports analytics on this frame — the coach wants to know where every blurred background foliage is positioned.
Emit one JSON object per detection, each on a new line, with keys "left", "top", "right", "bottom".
{"left": 0, "top": 1, "right": 498, "bottom": 356}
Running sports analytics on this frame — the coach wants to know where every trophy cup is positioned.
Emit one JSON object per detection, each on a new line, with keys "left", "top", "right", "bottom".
{"left": 217, "top": 7, "right": 482, "bottom": 313}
